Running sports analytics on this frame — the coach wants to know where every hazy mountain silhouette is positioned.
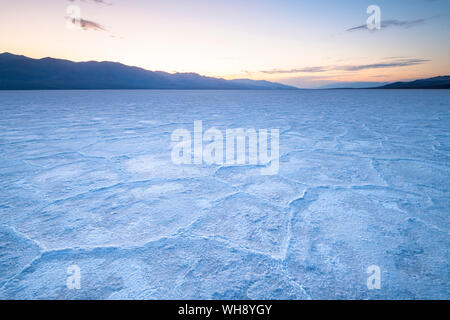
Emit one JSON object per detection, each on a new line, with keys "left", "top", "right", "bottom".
{"left": 376, "top": 76, "right": 450, "bottom": 89}
{"left": 0, "top": 53, "right": 297, "bottom": 90}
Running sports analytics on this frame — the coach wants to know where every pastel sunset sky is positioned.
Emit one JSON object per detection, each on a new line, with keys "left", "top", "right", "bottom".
{"left": 1, "top": 0, "right": 449, "bottom": 88}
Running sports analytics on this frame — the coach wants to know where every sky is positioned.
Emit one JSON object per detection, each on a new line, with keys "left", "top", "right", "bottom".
{"left": 0, "top": 0, "right": 449, "bottom": 88}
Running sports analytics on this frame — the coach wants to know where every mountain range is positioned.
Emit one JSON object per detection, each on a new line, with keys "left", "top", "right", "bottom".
{"left": 375, "top": 76, "right": 450, "bottom": 89}
{"left": 0, "top": 53, "right": 296, "bottom": 90}
{"left": 321, "top": 77, "right": 450, "bottom": 89}
{"left": 1, "top": 53, "right": 449, "bottom": 90}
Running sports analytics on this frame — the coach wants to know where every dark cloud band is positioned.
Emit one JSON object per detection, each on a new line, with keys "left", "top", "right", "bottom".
{"left": 259, "top": 58, "right": 430, "bottom": 75}
{"left": 347, "top": 18, "right": 426, "bottom": 32}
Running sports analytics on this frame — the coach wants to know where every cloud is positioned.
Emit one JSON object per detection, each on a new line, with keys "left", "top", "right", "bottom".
{"left": 337, "top": 58, "right": 430, "bottom": 71}
{"left": 258, "top": 58, "right": 430, "bottom": 75}
{"left": 66, "top": 0, "right": 111, "bottom": 32}
{"left": 68, "top": 0, "right": 112, "bottom": 5}
{"left": 347, "top": 18, "right": 425, "bottom": 32}
{"left": 261, "top": 66, "right": 328, "bottom": 74}
{"left": 79, "top": 18, "right": 106, "bottom": 31}
{"left": 68, "top": 18, "right": 107, "bottom": 31}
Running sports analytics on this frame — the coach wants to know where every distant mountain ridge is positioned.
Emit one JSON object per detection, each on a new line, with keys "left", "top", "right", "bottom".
{"left": 321, "top": 76, "right": 450, "bottom": 89}
{"left": 0, "top": 53, "right": 297, "bottom": 90}
{"left": 375, "top": 76, "right": 450, "bottom": 89}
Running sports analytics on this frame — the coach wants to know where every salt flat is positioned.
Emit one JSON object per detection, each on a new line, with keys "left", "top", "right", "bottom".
{"left": 0, "top": 89, "right": 448, "bottom": 299}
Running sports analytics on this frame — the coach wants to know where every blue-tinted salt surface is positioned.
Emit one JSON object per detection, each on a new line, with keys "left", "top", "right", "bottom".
{"left": 0, "top": 90, "right": 448, "bottom": 299}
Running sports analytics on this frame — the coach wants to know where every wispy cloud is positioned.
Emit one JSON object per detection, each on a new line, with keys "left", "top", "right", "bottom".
{"left": 66, "top": 0, "right": 109, "bottom": 32}
{"left": 258, "top": 58, "right": 430, "bottom": 75}
{"left": 261, "top": 67, "right": 328, "bottom": 74}
{"left": 347, "top": 18, "right": 425, "bottom": 32}
{"left": 80, "top": 19, "right": 105, "bottom": 31}
{"left": 68, "top": 0, "right": 112, "bottom": 5}
{"left": 337, "top": 58, "right": 430, "bottom": 71}
{"left": 68, "top": 18, "right": 107, "bottom": 31}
